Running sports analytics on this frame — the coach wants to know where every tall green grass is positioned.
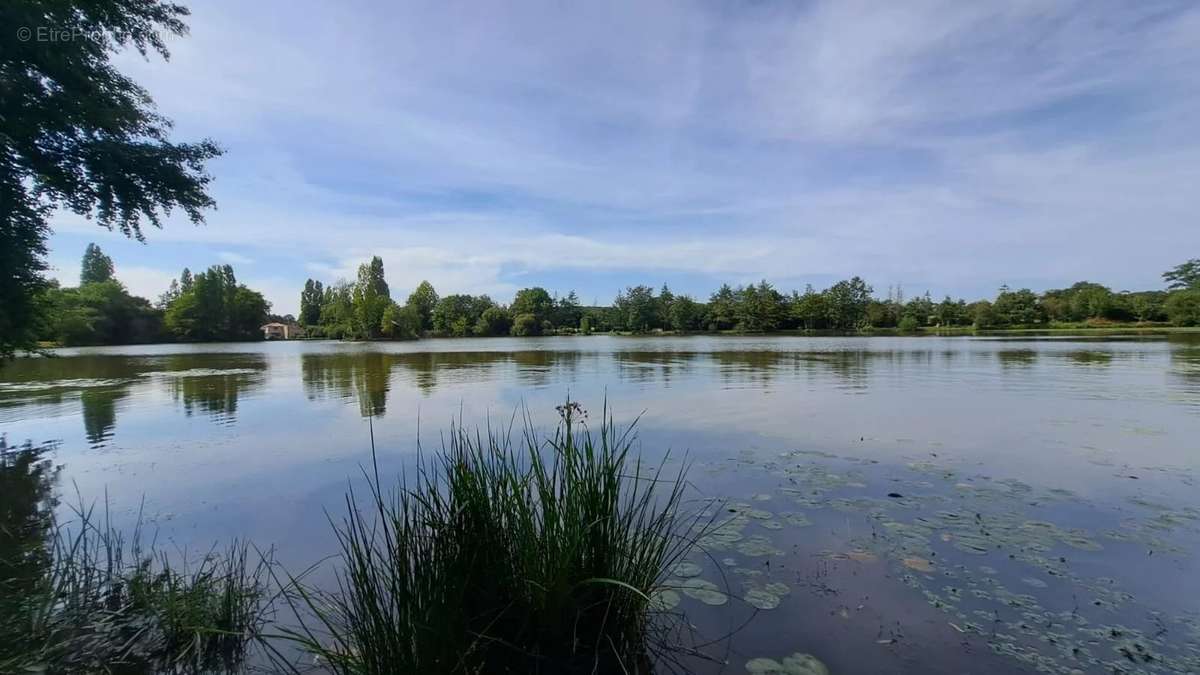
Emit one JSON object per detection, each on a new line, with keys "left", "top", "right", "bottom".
{"left": 1, "top": 439, "right": 270, "bottom": 674}
{"left": 267, "top": 402, "right": 698, "bottom": 674}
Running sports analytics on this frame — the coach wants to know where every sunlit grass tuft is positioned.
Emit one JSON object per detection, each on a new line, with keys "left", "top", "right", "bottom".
{"left": 267, "top": 401, "right": 698, "bottom": 674}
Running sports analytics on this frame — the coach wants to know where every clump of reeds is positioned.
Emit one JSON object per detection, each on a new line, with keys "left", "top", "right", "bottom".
{"left": 267, "top": 401, "right": 696, "bottom": 674}
{"left": 1, "top": 438, "right": 270, "bottom": 674}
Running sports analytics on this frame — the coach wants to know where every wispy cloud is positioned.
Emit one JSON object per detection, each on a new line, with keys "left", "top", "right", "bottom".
{"left": 46, "top": 0, "right": 1200, "bottom": 314}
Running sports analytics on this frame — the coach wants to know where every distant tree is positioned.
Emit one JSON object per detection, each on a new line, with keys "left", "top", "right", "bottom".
{"left": 554, "top": 290, "right": 583, "bottom": 330}
{"left": 668, "top": 295, "right": 704, "bottom": 332}
{"left": 79, "top": 244, "right": 115, "bottom": 285}
{"left": 406, "top": 281, "right": 438, "bottom": 332}
{"left": 614, "top": 285, "right": 658, "bottom": 332}
{"left": 353, "top": 257, "right": 390, "bottom": 338}
{"left": 300, "top": 279, "right": 324, "bottom": 325}
{"left": 707, "top": 284, "right": 737, "bottom": 330}
{"left": 791, "top": 285, "right": 827, "bottom": 330}
{"left": 380, "top": 302, "right": 420, "bottom": 339}
{"left": 992, "top": 287, "right": 1043, "bottom": 326}
{"left": 1163, "top": 259, "right": 1200, "bottom": 290}
{"left": 824, "top": 277, "right": 873, "bottom": 331}
{"left": 180, "top": 268, "right": 194, "bottom": 293}
{"left": 433, "top": 294, "right": 494, "bottom": 336}
{"left": 1165, "top": 290, "right": 1200, "bottom": 326}
{"left": 157, "top": 278, "right": 180, "bottom": 309}
{"left": 969, "top": 300, "right": 996, "bottom": 328}
{"left": 510, "top": 313, "right": 541, "bottom": 337}
{"left": 163, "top": 265, "right": 268, "bottom": 341}
{"left": 0, "top": 1, "right": 220, "bottom": 359}
{"left": 475, "top": 306, "right": 513, "bottom": 337}
{"left": 511, "top": 287, "right": 555, "bottom": 326}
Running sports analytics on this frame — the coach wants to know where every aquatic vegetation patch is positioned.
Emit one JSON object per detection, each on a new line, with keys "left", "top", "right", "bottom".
{"left": 745, "top": 652, "right": 829, "bottom": 675}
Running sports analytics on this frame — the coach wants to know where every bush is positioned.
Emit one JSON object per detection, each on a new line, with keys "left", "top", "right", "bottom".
{"left": 271, "top": 403, "right": 696, "bottom": 674}
{"left": 510, "top": 312, "right": 541, "bottom": 336}
{"left": 898, "top": 315, "right": 920, "bottom": 333}
{"left": 1165, "top": 290, "right": 1200, "bottom": 326}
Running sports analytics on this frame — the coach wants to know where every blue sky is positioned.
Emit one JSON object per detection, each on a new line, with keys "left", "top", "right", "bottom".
{"left": 45, "top": 0, "right": 1200, "bottom": 315}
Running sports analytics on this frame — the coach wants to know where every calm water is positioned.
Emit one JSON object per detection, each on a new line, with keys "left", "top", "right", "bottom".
{"left": 3, "top": 335, "right": 1199, "bottom": 673}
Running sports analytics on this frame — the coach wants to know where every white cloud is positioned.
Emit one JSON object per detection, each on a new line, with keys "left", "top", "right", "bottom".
{"left": 42, "top": 0, "right": 1200, "bottom": 304}
{"left": 218, "top": 251, "right": 254, "bottom": 265}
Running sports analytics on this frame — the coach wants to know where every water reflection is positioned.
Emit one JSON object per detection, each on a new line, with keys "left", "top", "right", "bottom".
{"left": 0, "top": 440, "right": 59, "bottom": 661}
{"left": 996, "top": 348, "right": 1038, "bottom": 368}
{"left": 80, "top": 387, "right": 130, "bottom": 447}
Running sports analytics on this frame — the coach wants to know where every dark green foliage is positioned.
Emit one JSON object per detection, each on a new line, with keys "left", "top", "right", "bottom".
{"left": 511, "top": 312, "right": 541, "bottom": 336}
{"left": 1163, "top": 259, "right": 1200, "bottom": 290}
{"left": 406, "top": 281, "right": 439, "bottom": 333}
{"left": 163, "top": 265, "right": 270, "bottom": 341}
{"left": 1165, "top": 290, "right": 1200, "bottom": 326}
{"left": 0, "top": 439, "right": 268, "bottom": 673}
{"left": 353, "top": 257, "right": 390, "bottom": 338}
{"left": 615, "top": 285, "right": 659, "bottom": 333}
{"left": 79, "top": 244, "right": 115, "bottom": 285}
{"left": 432, "top": 294, "right": 496, "bottom": 336}
{"left": 991, "top": 287, "right": 1044, "bottom": 326}
{"left": 824, "top": 277, "right": 873, "bottom": 330}
{"left": 554, "top": 290, "right": 584, "bottom": 330}
{"left": 268, "top": 404, "right": 694, "bottom": 674}
{"left": 791, "top": 285, "right": 827, "bottom": 330}
{"left": 0, "top": 0, "right": 220, "bottom": 358}
{"left": 511, "top": 287, "right": 556, "bottom": 326}
{"left": 380, "top": 302, "right": 421, "bottom": 340}
{"left": 475, "top": 306, "right": 513, "bottom": 336}
{"left": 667, "top": 295, "right": 704, "bottom": 332}
{"left": 39, "top": 279, "right": 163, "bottom": 346}
{"left": 300, "top": 279, "right": 324, "bottom": 326}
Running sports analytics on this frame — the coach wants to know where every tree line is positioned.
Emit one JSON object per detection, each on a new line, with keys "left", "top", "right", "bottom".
{"left": 299, "top": 257, "right": 1200, "bottom": 340}
{"left": 35, "top": 244, "right": 273, "bottom": 346}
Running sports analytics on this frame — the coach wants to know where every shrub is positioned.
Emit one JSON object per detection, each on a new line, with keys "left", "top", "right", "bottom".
{"left": 510, "top": 312, "right": 541, "bottom": 336}
{"left": 270, "top": 403, "right": 695, "bottom": 674}
{"left": 1165, "top": 290, "right": 1200, "bottom": 327}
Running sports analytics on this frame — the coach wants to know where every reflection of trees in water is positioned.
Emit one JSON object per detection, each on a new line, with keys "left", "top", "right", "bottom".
{"left": 1169, "top": 342, "right": 1200, "bottom": 397}
{"left": 1064, "top": 350, "right": 1114, "bottom": 366}
{"left": 162, "top": 354, "right": 268, "bottom": 423}
{"left": 302, "top": 352, "right": 395, "bottom": 416}
{"left": 613, "top": 351, "right": 697, "bottom": 386}
{"left": 997, "top": 349, "right": 1039, "bottom": 368}
{"left": 0, "top": 440, "right": 59, "bottom": 659}
{"left": 80, "top": 387, "right": 130, "bottom": 448}
{"left": 301, "top": 351, "right": 588, "bottom": 412}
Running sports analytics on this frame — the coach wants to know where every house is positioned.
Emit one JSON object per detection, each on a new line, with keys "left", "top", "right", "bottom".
{"left": 261, "top": 322, "right": 290, "bottom": 340}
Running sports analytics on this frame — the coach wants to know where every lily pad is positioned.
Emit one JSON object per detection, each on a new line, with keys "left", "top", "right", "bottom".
{"left": 672, "top": 561, "right": 703, "bottom": 578}
{"left": 679, "top": 577, "right": 728, "bottom": 606}
{"left": 648, "top": 589, "right": 680, "bottom": 611}
{"left": 746, "top": 653, "right": 829, "bottom": 675}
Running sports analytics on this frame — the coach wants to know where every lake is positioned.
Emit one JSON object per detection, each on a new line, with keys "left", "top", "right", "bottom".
{"left": 3, "top": 335, "right": 1199, "bottom": 673}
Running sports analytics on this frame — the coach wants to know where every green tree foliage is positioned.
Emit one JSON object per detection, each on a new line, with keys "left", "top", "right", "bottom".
{"left": 79, "top": 244, "right": 115, "bottom": 285}
{"left": 433, "top": 294, "right": 495, "bottom": 337}
{"left": 733, "top": 281, "right": 788, "bottom": 332}
{"left": 511, "top": 287, "right": 555, "bottom": 326}
{"left": 614, "top": 285, "right": 658, "bottom": 332}
{"left": 406, "top": 281, "right": 438, "bottom": 332}
{"left": 510, "top": 313, "right": 541, "bottom": 336}
{"left": 824, "top": 277, "right": 873, "bottom": 330}
{"left": 991, "top": 287, "right": 1044, "bottom": 326}
{"left": 179, "top": 268, "right": 194, "bottom": 293}
{"left": 1165, "top": 290, "right": 1200, "bottom": 326}
{"left": 300, "top": 279, "right": 324, "bottom": 326}
{"left": 667, "top": 295, "right": 704, "bottom": 332}
{"left": 554, "top": 291, "right": 583, "bottom": 330}
{"left": 380, "top": 303, "right": 420, "bottom": 339}
{"left": 707, "top": 284, "right": 737, "bottom": 330}
{"left": 1, "top": 1, "right": 220, "bottom": 359}
{"left": 163, "top": 266, "right": 269, "bottom": 341}
{"left": 475, "top": 306, "right": 513, "bottom": 337}
{"left": 1163, "top": 259, "right": 1200, "bottom": 290}
{"left": 40, "top": 280, "right": 161, "bottom": 346}
{"left": 791, "top": 286, "right": 827, "bottom": 330}
{"left": 353, "top": 257, "right": 390, "bottom": 339}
